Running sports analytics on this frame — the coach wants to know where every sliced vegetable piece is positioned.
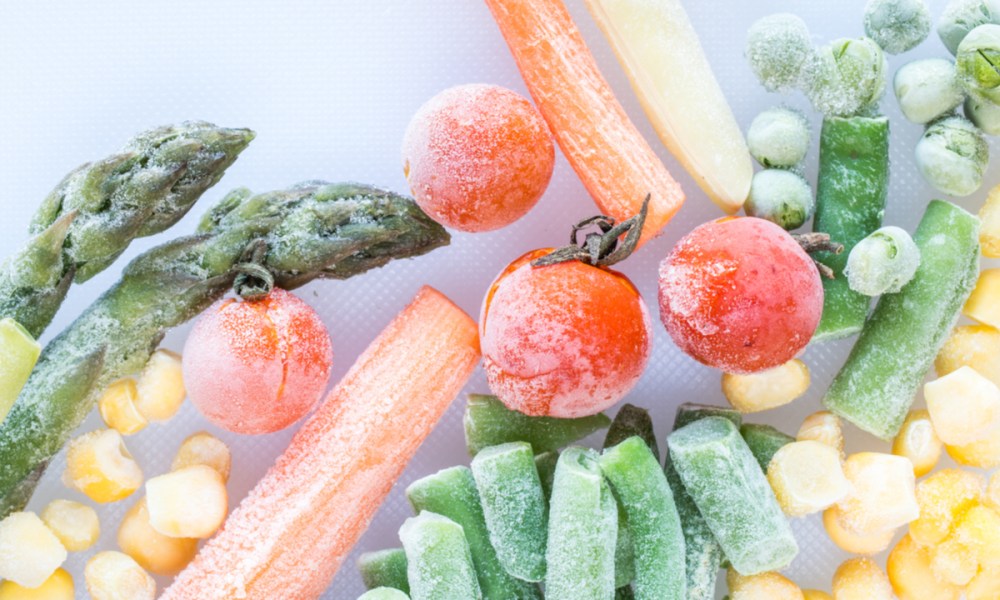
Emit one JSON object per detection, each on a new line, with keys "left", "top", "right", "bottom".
{"left": 604, "top": 403, "right": 658, "bottom": 458}
{"left": 673, "top": 402, "right": 742, "bottom": 431}
{"left": 464, "top": 393, "right": 610, "bottom": 455}
{"left": 400, "top": 512, "right": 480, "bottom": 600}
{"left": 357, "top": 549, "right": 409, "bottom": 594}
{"left": 740, "top": 423, "right": 794, "bottom": 472}
{"left": 836, "top": 453, "right": 918, "bottom": 536}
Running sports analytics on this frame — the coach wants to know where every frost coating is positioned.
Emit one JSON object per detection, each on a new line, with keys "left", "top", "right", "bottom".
{"left": 864, "top": 0, "right": 931, "bottom": 54}
{"left": 965, "top": 92, "right": 1000, "bottom": 133}
{"left": 956, "top": 24, "right": 1000, "bottom": 101}
{"left": 845, "top": 226, "right": 921, "bottom": 296}
{"left": 894, "top": 59, "right": 965, "bottom": 124}
{"left": 747, "top": 108, "right": 811, "bottom": 168}
{"left": 915, "top": 116, "right": 989, "bottom": 197}
{"left": 745, "top": 169, "right": 814, "bottom": 230}
{"left": 939, "top": 0, "right": 1000, "bottom": 55}
{"left": 400, "top": 511, "right": 481, "bottom": 600}
{"left": 745, "top": 14, "right": 813, "bottom": 92}
{"left": 805, "top": 37, "right": 887, "bottom": 117}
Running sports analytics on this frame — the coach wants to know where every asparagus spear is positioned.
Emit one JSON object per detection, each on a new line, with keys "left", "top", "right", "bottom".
{"left": 0, "top": 121, "right": 254, "bottom": 338}
{"left": 0, "top": 181, "right": 448, "bottom": 516}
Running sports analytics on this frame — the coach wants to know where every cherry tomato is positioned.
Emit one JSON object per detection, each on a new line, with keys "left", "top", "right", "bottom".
{"left": 658, "top": 216, "right": 823, "bottom": 374}
{"left": 480, "top": 249, "right": 652, "bottom": 418}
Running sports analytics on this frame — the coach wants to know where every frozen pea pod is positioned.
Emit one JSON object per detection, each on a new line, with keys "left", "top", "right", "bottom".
{"left": 739, "top": 424, "right": 795, "bottom": 472}
{"left": 667, "top": 417, "right": 798, "bottom": 575}
{"left": 464, "top": 394, "right": 610, "bottom": 455}
{"left": 358, "top": 548, "right": 409, "bottom": 593}
{"left": 813, "top": 116, "right": 890, "bottom": 341}
{"left": 358, "top": 588, "right": 410, "bottom": 600}
{"left": 470, "top": 442, "right": 547, "bottom": 582}
{"left": 406, "top": 466, "right": 541, "bottom": 600}
{"left": 400, "top": 511, "right": 480, "bottom": 600}
{"left": 824, "top": 199, "right": 980, "bottom": 440}
{"left": 600, "top": 436, "right": 686, "bottom": 600}
{"left": 546, "top": 447, "right": 618, "bottom": 600}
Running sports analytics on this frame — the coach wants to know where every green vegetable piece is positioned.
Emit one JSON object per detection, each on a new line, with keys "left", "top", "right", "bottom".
{"left": 957, "top": 23, "right": 1000, "bottom": 101}
{"left": 864, "top": 0, "right": 931, "bottom": 54}
{"left": 600, "top": 437, "right": 686, "bottom": 600}
{"left": 546, "top": 447, "right": 618, "bottom": 600}
{"left": 813, "top": 116, "right": 890, "bottom": 341}
{"left": 399, "top": 511, "right": 480, "bottom": 600}
{"left": 824, "top": 200, "right": 981, "bottom": 440}
{"left": 0, "top": 319, "right": 41, "bottom": 422}
{"left": 0, "top": 182, "right": 449, "bottom": 517}
{"left": 604, "top": 403, "right": 659, "bottom": 461}
{"left": 739, "top": 424, "right": 795, "bottom": 472}
{"left": 612, "top": 498, "right": 636, "bottom": 589}
{"left": 470, "top": 442, "right": 548, "bottom": 583}
{"left": 358, "top": 588, "right": 410, "bottom": 600}
{"left": 674, "top": 403, "right": 742, "bottom": 431}
{"left": 938, "top": 0, "right": 1000, "bottom": 55}
{"left": 615, "top": 586, "right": 635, "bottom": 600}
{"left": 358, "top": 548, "right": 409, "bottom": 593}
{"left": 745, "top": 14, "right": 813, "bottom": 92}
{"left": 845, "top": 226, "right": 921, "bottom": 296}
{"left": 916, "top": 115, "right": 989, "bottom": 197}
{"left": 464, "top": 394, "right": 610, "bottom": 455}
{"left": 746, "top": 169, "right": 814, "bottom": 231}
{"left": 534, "top": 451, "right": 559, "bottom": 501}
{"left": 667, "top": 417, "right": 798, "bottom": 575}
{"left": 965, "top": 91, "right": 1000, "bottom": 134}
{"left": 746, "top": 108, "right": 811, "bottom": 169}
{"left": 805, "top": 37, "right": 887, "bottom": 117}
{"left": 406, "top": 466, "right": 541, "bottom": 600}
{"left": 894, "top": 59, "right": 964, "bottom": 124}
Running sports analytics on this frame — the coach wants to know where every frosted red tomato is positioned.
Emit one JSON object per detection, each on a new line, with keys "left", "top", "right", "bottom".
{"left": 480, "top": 249, "right": 652, "bottom": 418}
{"left": 658, "top": 217, "right": 822, "bottom": 374}
{"left": 402, "top": 83, "right": 554, "bottom": 232}
{"left": 183, "top": 288, "right": 333, "bottom": 434}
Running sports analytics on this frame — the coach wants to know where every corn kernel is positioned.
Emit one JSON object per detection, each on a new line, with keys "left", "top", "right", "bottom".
{"left": 0, "top": 568, "right": 74, "bottom": 600}
{"left": 97, "top": 378, "right": 147, "bottom": 435}
{"left": 802, "top": 592, "right": 831, "bottom": 600}
{"left": 891, "top": 410, "right": 942, "bottom": 477}
{"left": 936, "top": 324, "right": 1000, "bottom": 387}
{"left": 832, "top": 557, "right": 892, "bottom": 600}
{"left": 979, "top": 183, "right": 1000, "bottom": 257}
{"left": 40, "top": 499, "right": 99, "bottom": 552}
{"left": 796, "top": 411, "right": 844, "bottom": 457}
{"left": 118, "top": 498, "right": 198, "bottom": 576}
{"left": 886, "top": 534, "right": 962, "bottom": 600}
{"left": 722, "top": 359, "right": 810, "bottom": 413}
{"left": 0, "top": 512, "right": 67, "bottom": 588}
{"left": 63, "top": 429, "right": 143, "bottom": 503}
{"left": 135, "top": 349, "right": 185, "bottom": 422}
{"left": 84, "top": 551, "right": 155, "bottom": 600}
{"left": 954, "top": 504, "right": 1000, "bottom": 565}
{"left": 767, "top": 441, "right": 850, "bottom": 517}
{"left": 946, "top": 432, "right": 1000, "bottom": 468}
{"left": 930, "top": 535, "right": 979, "bottom": 586}
{"left": 925, "top": 366, "right": 1000, "bottom": 445}
{"left": 726, "top": 568, "right": 804, "bottom": 600}
{"left": 968, "top": 564, "right": 1000, "bottom": 600}
{"left": 171, "top": 431, "right": 231, "bottom": 481}
{"left": 910, "top": 468, "right": 985, "bottom": 546}
{"left": 965, "top": 269, "right": 1000, "bottom": 329}
{"left": 822, "top": 506, "right": 894, "bottom": 555}
{"left": 836, "top": 452, "right": 918, "bottom": 536}
{"left": 985, "top": 471, "right": 1000, "bottom": 511}
{"left": 146, "top": 465, "right": 227, "bottom": 539}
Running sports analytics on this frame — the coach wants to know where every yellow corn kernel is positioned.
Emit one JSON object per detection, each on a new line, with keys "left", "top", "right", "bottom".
{"left": 930, "top": 535, "right": 979, "bottom": 586}
{"left": 146, "top": 465, "right": 227, "bottom": 539}
{"left": 946, "top": 432, "right": 1000, "bottom": 468}
{"left": 135, "top": 349, "right": 185, "bottom": 422}
{"left": 84, "top": 551, "right": 155, "bottom": 600}
{"left": 986, "top": 471, "right": 1000, "bottom": 511}
{"left": 968, "top": 564, "right": 1000, "bottom": 600}
{"left": 40, "top": 499, "right": 99, "bottom": 552}
{"left": 822, "top": 506, "right": 894, "bottom": 555}
{"left": 832, "top": 557, "right": 893, "bottom": 600}
{"left": 936, "top": 324, "right": 1000, "bottom": 387}
{"left": 801, "top": 591, "right": 831, "bottom": 600}
{"left": 796, "top": 411, "right": 844, "bottom": 457}
{"left": 836, "top": 452, "right": 918, "bottom": 536}
{"left": 171, "top": 431, "right": 231, "bottom": 481}
{"left": 910, "top": 468, "right": 985, "bottom": 546}
{"left": 722, "top": 359, "right": 810, "bottom": 413}
{"left": 965, "top": 269, "right": 1000, "bottom": 329}
{"left": 980, "top": 183, "right": 1000, "bottom": 257}
{"left": 0, "top": 568, "right": 74, "bottom": 600}
{"left": 97, "top": 378, "right": 147, "bottom": 435}
{"left": 63, "top": 429, "right": 143, "bottom": 503}
{"left": 726, "top": 568, "right": 804, "bottom": 600}
{"left": 0, "top": 512, "right": 67, "bottom": 588}
{"left": 954, "top": 504, "right": 1000, "bottom": 565}
{"left": 767, "top": 441, "right": 849, "bottom": 517}
{"left": 925, "top": 366, "right": 1000, "bottom": 446}
{"left": 886, "top": 534, "right": 962, "bottom": 600}
{"left": 117, "top": 498, "right": 198, "bottom": 576}
{"left": 891, "top": 409, "right": 943, "bottom": 477}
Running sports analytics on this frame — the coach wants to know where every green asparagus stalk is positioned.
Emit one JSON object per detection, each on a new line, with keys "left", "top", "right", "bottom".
{"left": 0, "top": 121, "right": 254, "bottom": 338}
{"left": 0, "top": 181, "right": 448, "bottom": 516}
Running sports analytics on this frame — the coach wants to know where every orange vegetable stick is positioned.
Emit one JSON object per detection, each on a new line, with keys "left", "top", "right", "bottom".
{"left": 162, "top": 287, "right": 480, "bottom": 600}
{"left": 484, "top": 0, "right": 685, "bottom": 247}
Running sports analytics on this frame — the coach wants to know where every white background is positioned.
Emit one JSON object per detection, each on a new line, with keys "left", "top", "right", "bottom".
{"left": 1, "top": 0, "right": 997, "bottom": 597}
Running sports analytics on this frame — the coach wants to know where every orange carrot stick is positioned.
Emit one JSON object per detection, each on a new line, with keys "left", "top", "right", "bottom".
{"left": 162, "top": 287, "right": 480, "bottom": 600}
{"left": 484, "top": 0, "right": 685, "bottom": 247}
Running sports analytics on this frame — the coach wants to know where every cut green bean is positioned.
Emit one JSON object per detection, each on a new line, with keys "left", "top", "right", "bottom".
{"left": 464, "top": 394, "right": 610, "bottom": 455}
{"left": 824, "top": 199, "right": 981, "bottom": 439}
{"left": 470, "top": 442, "right": 547, "bottom": 583}
{"left": 358, "top": 548, "right": 409, "bottom": 593}
{"left": 545, "top": 447, "right": 618, "bottom": 600}
{"left": 667, "top": 417, "right": 798, "bottom": 575}
{"left": 674, "top": 403, "right": 742, "bottom": 431}
{"left": 739, "top": 424, "right": 795, "bottom": 472}
{"left": 604, "top": 403, "right": 659, "bottom": 458}
{"left": 600, "top": 436, "right": 686, "bottom": 600}
{"left": 406, "top": 466, "right": 541, "bottom": 599}
{"left": 399, "top": 511, "right": 480, "bottom": 600}
{"left": 358, "top": 588, "right": 410, "bottom": 600}
{"left": 615, "top": 587, "right": 635, "bottom": 600}
{"left": 534, "top": 452, "right": 559, "bottom": 501}
{"left": 813, "top": 116, "right": 890, "bottom": 341}
{"left": 612, "top": 502, "right": 636, "bottom": 589}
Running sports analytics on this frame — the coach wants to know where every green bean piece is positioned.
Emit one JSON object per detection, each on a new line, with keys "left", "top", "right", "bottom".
{"left": 674, "top": 403, "right": 742, "bottom": 431}
{"left": 534, "top": 451, "right": 559, "bottom": 501}
{"left": 357, "top": 548, "right": 409, "bottom": 593}
{"left": 357, "top": 588, "right": 410, "bottom": 600}
{"left": 399, "top": 511, "right": 479, "bottom": 600}
{"left": 604, "top": 403, "right": 659, "bottom": 458}
{"left": 464, "top": 394, "right": 610, "bottom": 455}
{"left": 739, "top": 424, "right": 795, "bottom": 472}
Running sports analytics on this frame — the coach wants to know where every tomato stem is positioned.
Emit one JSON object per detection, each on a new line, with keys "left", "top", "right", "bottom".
{"left": 532, "top": 195, "right": 649, "bottom": 268}
{"left": 792, "top": 232, "right": 843, "bottom": 280}
{"left": 233, "top": 239, "right": 275, "bottom": 301}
